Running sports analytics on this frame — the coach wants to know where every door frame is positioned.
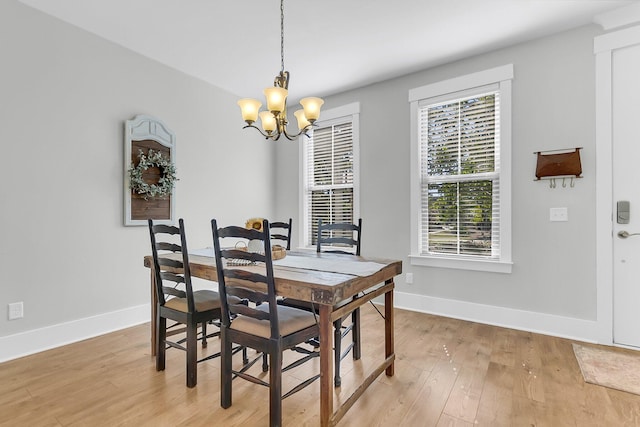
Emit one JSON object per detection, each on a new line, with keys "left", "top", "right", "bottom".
{"left": 595, "top": 22, "right": 640, "bottom": 345}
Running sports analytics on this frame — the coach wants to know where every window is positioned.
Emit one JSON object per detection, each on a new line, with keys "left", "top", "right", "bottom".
{"left": 423, "top": 92, "right": 499, "bottom": 257}
{"left": 300, "top": 103, "right": 360, "bottom": 248}
{"left": 409, "top": 65, "right": 513, "bottom": 273}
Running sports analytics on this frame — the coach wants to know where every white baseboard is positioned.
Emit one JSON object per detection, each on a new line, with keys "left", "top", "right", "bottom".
{"left": 392, "top": 291, "right": 600, "bottom": 344}
{"left": 0, "top": 304, "right": 149, "bottom": 363}
{"left": 1, "top": 293, "right": 602, "bottom": 363}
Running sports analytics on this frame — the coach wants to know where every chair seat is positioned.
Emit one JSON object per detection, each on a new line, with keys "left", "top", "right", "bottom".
{"left": 165, "top": 290, "right": 221, "bottom": 312}
{"left": 231, "top": 304, "right": 317, "bottom": 338}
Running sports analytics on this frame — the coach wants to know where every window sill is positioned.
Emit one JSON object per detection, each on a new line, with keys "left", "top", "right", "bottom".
{"left": 409, "top": 254, "right": 512, "bottom": 274}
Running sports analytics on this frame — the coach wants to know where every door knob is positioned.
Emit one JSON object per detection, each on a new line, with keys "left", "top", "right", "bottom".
{"left": 617, "top": 230, "right": 640, "bottom": 238}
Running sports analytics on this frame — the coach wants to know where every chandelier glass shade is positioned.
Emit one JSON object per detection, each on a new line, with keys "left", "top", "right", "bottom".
{"left": 237, "top": 0, "right": 324, "bottom": 140}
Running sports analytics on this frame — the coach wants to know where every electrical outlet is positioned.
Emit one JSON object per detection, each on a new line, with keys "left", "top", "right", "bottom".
{"left": 550, "top": 207, "right": 568, "bottom": 222}
{"left": 406, "top": 273, "right": 414, "bottom": 284}
{"left": 8, "top": 302, "right": 23, "bottom": 320}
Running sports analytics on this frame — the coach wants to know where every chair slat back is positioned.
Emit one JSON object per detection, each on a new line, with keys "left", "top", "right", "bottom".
{"left": 158, "top": 257, "right": 184, "bottom": 270}
{"left": 270, "top": 218, "right": 292, "bottom": 250}
{"left": 316, "top": 218, "right": 362, "bottom": 256}
{"left": 211, "top": 219, "right": 280, "bottom": 338}
{"left": 155, "top": 242, "right": 182, "bottom": 253}
{"left": 148, "top": 218, "right": 196, "bottom": 312}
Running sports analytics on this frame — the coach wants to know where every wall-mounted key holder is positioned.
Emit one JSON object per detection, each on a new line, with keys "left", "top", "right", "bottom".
{"left": 534, "top": 147, "right": 582, "bottom": 188}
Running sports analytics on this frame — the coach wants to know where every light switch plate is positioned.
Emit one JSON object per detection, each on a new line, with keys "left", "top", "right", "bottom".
{"left": 550, "top": 207, "right": 568, "bottom": 222}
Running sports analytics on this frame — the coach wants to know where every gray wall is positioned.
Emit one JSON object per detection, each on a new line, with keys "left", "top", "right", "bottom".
{"left": 0, "top": 1, "right": 271, "bottom": 343}
{"left": 276, "top": 25, "right": 600, "bottom": 325}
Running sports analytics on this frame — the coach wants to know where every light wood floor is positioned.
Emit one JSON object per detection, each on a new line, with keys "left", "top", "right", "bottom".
{"left": 3, "top": 305, "right": 640, "bottom": 426}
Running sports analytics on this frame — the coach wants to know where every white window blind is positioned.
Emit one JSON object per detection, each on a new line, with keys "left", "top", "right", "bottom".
{"left": 420, "top": 91, "right": 500, "bottom": 258}
{"left": 305, "top": 121, "right": 354, "bottom": 245}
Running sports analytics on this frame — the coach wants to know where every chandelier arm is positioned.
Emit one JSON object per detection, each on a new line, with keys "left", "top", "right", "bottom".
{"left": 242, "top": 121, "right": 313, "bottom": 141}
{"left": 281, "top": 129, "right": 299, "bottom": 141}
{"left": 242, "top": 124, "right": 277, "bottom": 140}
{"left": 281, "top": 125, "right": 313, "bottom": 141}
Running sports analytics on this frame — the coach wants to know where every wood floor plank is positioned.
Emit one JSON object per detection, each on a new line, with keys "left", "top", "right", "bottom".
{"left": 3, "top": 305, "right": 640, "bottom": 426}
{"left": 435, "top": 413, "right": 475, "bottom": 427}
{"left": 605, "top": 387, "right": 640, "bottom": 426}
{"left": 336, "top": 359, "right": 431, "bottom": 427}
{"left": 400, "top": 358, "right": 460, "bottom": 426}
{"left": 511, "top": 395, "right": 539, "bottom": 426}
{"left": 474, "top": 362, "right": 514, "bottom": 426}
{"left": 489, "top": 326, "right": 518, "bottom": 367}
{"left": 442, "top": 363, "right": 488, "bottom": 423}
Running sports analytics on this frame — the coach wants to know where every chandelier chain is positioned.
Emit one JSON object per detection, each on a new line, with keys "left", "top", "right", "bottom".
{"left": 280, "top": 0, "right": 285, "bottom": 74}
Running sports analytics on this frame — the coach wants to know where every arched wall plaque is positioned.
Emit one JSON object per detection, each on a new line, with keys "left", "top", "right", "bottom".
{"left": 124, "top": 115, "right": 176, "bottom": 226}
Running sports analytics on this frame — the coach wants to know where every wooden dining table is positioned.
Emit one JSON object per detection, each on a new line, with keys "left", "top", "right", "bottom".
{"left": 144, "top": 250, "right": 402, "bottom": 427}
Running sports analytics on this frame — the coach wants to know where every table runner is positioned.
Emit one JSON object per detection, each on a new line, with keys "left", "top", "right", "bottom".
{"left": 189, "top": 247, "right": 215, "bottom": 258}
{"left": 189, "top": 247, "right": 385, "bottom": 277}
{"left": 273, "top": 254, "right": 385, "bottom": 277}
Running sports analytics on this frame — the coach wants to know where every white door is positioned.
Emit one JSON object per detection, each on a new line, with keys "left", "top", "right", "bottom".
{"left": 612, "top": 42, "right": 640, "bottom": 348}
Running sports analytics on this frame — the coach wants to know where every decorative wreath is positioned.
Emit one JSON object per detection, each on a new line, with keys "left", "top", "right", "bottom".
{"left": 128, "top": 149, "right": 177, "bottom": 200}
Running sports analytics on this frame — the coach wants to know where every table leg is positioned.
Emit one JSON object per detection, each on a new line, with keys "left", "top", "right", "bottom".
{"left": 150, "top": 266, "right": 157, "bottom": 357}
{"left": 385, "top": 279, "right": 395, "bottom": 376}
{"left": 319, "top": 304, "right": 333, "bottom": 427}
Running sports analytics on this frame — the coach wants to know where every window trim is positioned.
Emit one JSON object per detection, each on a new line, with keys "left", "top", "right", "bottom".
{"left": 299, "top": 102, "right": 360, "bottom": 249}
{"left": 409, "top": 65, "right": 513, "bottom": 273}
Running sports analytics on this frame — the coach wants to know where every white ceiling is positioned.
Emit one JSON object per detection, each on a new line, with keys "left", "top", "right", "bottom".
{"left": 19, "top": 0, "right": 633, "bottom": 101}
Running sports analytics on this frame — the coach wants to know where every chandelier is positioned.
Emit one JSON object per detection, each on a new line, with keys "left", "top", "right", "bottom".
{"left": 237, "top": 0, "right": 324, "bottom": 141}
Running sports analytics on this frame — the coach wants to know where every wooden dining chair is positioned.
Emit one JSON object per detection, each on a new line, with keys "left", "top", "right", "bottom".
{"left": 269, "top": 218, "right": 292, "bottom": 250}
{"left": 316, "top": 218, "right": 362, "bottom": 257}
{"left": 148, "top": 218, "right": 225, "bottom": 388}
{"left": 211, "top": 218, "right": 320, "bottom": 427}
{"left": 279, "top": 218, "right": 363, "bottom": 387}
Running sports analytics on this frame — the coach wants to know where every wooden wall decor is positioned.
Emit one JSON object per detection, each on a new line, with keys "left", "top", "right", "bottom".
{"left": 124, "top": 115, "right": 176, "bottom": 226}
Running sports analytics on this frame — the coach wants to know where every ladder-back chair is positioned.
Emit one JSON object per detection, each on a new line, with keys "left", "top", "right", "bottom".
{"left": 280, "top": 218, "right": 363, "bottom": 387}
{"left": 269, "top": 218, "right": 293, "bottom": 250}
{"left": 211, "top": 218, "right": 320, "bottom": 427}
{"left": 148, "top": 218, "right": 223, "bottom": 388}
